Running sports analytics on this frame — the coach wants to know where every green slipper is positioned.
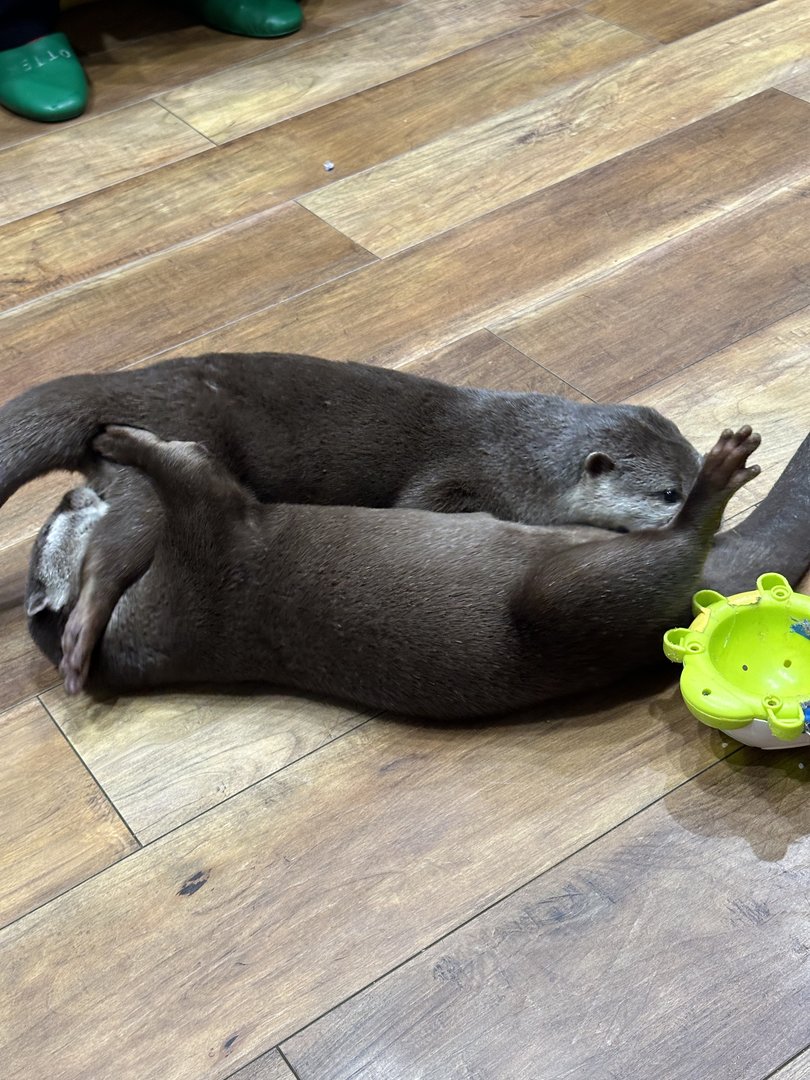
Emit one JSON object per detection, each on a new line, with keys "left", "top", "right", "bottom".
{"left": 0, "top": 33, "right": 88, "bottom": 122}
{"left": 182, "top": 0, "right": 303, "bottom": 38}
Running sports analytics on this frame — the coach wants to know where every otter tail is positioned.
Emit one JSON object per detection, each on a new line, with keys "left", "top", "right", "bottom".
{"left": 0, "top": 369, "right": 156, "bottom": 507}
{"left": 0, "top": 374, "right": 114, "bottom": 505}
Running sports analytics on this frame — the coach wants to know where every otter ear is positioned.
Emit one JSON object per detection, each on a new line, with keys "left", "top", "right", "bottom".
{"left": 584, "top": 451, "right": 616, "bottom": 478}
{"left": 25, "top": 587, "right": 49, "bottom": 617}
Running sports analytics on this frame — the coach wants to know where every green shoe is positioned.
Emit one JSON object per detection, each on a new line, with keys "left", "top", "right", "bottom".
{"left": 183, "top": 0, "right": 303, "bottom": 38}
{"left": 0, "top": 33, "right": 88, "bottom": 122}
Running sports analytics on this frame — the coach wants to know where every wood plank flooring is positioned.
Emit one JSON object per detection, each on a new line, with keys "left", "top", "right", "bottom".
{"left": 579, "top": 0, "right": 772, "bottom": 44}
{"left": 1, "top": 202, "right": 371, "bottom": 398}
{"left": 231, "top": 1052, "right": 298, "bottom": 1080}
{"left": 300, "top": 1, "right": 810, "bottom": 254}
{"left": 771, "top": 1050, "right": 810, "bottom": 1079}
{"left": 0, "top": 700, "right": 136, "bottom": 927}
{"left": 0, "top": 102, "right": 212, "bottom": 225}
{"left": 0, "top": 10, "right": 649, "bottom": 311}
{"left": 497, "top": 177, "right": 810, "bottom": 401}
{"left": 0, "top": 0, "right": 410, "bottom": 150}
{"left": 283, "top": 749, "right": 810, "bottom": 1080}
{"left": 0, "top": 1, "right": 807, "bottom": 1078}
{"left": 157, "top": 0, "right": 569, "bottom": 143}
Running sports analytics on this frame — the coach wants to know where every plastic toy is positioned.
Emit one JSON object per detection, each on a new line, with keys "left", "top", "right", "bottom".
{"left": 664, "top": 572, "right": 810, "bottom": 749}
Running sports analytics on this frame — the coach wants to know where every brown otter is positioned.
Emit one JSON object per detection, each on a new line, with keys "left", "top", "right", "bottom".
{"left": 6, "top": 352, "right": 708, "bottom": 681}
{"left": 1, "top": 352, "right": 700, "bottom": 530}
{"left": 27, "top": 424, "right": 761, "bottom": 717}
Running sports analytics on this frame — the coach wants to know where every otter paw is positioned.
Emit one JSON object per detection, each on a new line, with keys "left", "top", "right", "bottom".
{"left": 58, "top": 607, "right": 96, "bottom": 695}
{"left": 700, "top": 426, "right": 761, "bottom": 495}
{"left": 93, "top": 424, "right": 160, "bottom": 466}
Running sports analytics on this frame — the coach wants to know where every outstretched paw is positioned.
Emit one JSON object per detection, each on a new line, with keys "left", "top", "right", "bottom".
{"left": 677, "top": 425, "right": 761, "bottom": 533}
{"left": 700, "top": 426, "right": 761, "bottom": 496}
{"left": 94, "top": 425, "right": 160, "bottom": 467}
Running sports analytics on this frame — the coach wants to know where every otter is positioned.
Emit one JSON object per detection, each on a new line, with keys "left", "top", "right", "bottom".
{"left": 5, "top": 352, "right": 708, "bottom": 679}
{"left": 1, "top": 352, "right": 699, "bottom": 530}
{"left": 27, "top": 424, "right": 761, "bottom": 717}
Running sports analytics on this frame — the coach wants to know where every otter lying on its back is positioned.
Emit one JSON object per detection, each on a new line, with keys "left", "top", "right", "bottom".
{"left": 28, "top": 425, "right": 759, "bottom": 716}
{"left": 5, "top": 353, "right": 707, "bottom": 677}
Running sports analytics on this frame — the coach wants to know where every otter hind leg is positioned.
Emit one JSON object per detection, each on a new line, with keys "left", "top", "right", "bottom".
{"left": 94, "top": 425, "right": 253, "bottom": 521}
{"left": 58, "top": 468, "right": 161, "bottom": 694}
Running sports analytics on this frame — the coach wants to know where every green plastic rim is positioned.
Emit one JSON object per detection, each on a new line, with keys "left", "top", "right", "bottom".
{"left": 664, "top": 573, "right": 810, "bottom": 741}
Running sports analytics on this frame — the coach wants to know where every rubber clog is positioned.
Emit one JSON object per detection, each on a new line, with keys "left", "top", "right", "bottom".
{"left": 182, "top": 0, "right": 303, "bottom": 38}
{"left": 0, "top": 33, "right": 88, "bottom": 122}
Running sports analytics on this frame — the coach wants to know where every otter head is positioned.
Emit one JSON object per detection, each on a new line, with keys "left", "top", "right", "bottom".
{"left": 563, "top": 406, "right": 702, "bottom": 531}
{"left": 26, "top": 486, "right": 108, "bottom": 617}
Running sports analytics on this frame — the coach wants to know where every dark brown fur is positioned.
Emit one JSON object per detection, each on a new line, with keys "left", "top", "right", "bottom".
{"left": 0, "top": 352, "right": 701, "bottom": 529}
{"left": 6, "top": 351, "right": 709, "bottom": 684}
{"left": 28, "top": 425, "right": 762, "bottom": 718}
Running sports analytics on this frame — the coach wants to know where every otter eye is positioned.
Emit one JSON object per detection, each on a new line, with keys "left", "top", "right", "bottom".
{"left": 660, "top": 489, "right": 682, "bottom": 504}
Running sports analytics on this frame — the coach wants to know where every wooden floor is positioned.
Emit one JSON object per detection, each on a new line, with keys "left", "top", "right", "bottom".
{"left": 1, "top": 1, "right": 809, "bottom": 1077}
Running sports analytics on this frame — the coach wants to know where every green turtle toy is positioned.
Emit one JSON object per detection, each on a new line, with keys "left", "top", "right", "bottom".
{"left": 665, "top": 573, "right": 810, "bottom": 749}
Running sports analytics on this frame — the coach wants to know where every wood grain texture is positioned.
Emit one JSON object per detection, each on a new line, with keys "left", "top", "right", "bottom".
{"left": 227, "top": 1049, "right": 297, "bottom": 1080}
{"left": 0, "top": 204, "right": 372, "bottom": 401}
{"left": 496, "top": 176, "right": 810, "bottom": 401}
{"left": 0, "top": 11, "right": 652, "bottom": 312}
{"left": 160, "top": 93, "right": 810, "bottom": 368}
{"left": 628, "top": 307, "right": 810, "bottom": 516}
{"left": 283, "top": 748, "right": 810, "bottom": 1080}
{"left": 42, "top": 687, "right": 370, "bottom": 843}
{"left": 0, "top": 699, "right": 136, "bottom": 930}
{"left": 769, "top": 1050, "right": 810, "bottom": 1078}
{"left": 158, "top": 0, "right": 567, "bottom": 144}
{"left": 0, "top": 102, "right": 210, "bottom": 226}
{"left": 0, "top": 539, "right": 62, "bottom": 714}
{"left": 580, "top": 0, "right": 774, "bottom": 43}
{"left": 0, "top": 679, "right": 733, "bottom": 1080}
{"left": 300, "top": 1, "right": 810, "bottom": 255}
{"left": 0, "top": 0, "right": 410, "bottom": 150}
{"left": 775, "top": 71, "right": 810, "bottom": 102}
{"left": 400, "top": 330, "right": 591, "bottom": 399}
